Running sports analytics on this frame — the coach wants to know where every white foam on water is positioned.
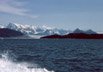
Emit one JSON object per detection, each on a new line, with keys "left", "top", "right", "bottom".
{"left": 0, "top": 53, "right": 54, "bottom": 72}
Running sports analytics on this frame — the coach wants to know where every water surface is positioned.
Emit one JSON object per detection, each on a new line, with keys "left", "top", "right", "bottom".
{"left": 0, "top": 39, "right": 103, "bottom": 72}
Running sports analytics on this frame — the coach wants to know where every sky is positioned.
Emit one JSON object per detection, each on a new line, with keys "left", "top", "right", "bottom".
{"left": 0, "top": 0, "right": 103, "bottom": 31}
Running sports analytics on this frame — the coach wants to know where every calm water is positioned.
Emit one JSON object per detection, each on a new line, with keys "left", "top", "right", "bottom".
{"left": 0, "top": 39, "right": 103, "bottom": 72}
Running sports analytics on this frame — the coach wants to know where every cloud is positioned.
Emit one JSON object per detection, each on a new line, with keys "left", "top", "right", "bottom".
{"left": 0, "top": 0, "right": 39, "bottom": 18}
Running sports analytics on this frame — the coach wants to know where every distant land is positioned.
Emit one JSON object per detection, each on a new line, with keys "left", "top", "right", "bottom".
{"left": 41, "top": 28, "right": 103, "bottom": 39}
{"left": 1, "top": 22, "right": 103, "bottom": 39}
{"left": 0, "top": 23, "right": 100, "bottom": 36}
{"left": 0, "top": 28, "right": 26, "bottom": 38}
{"left": 41, "top": 33, "right": 103, "bottom": 39}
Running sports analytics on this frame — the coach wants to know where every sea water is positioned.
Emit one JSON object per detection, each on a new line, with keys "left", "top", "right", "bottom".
{"left": 0, "top": 39, "right": 103, "bottom": 72}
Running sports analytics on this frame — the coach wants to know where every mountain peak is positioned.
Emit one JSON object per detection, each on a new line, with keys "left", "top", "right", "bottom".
{"left": 86, "top": 29, "right": 97, "bottom": 34}
{"left": 73, "top": 28, "right": 97, "bottom": 34}
{"left": 73, "top": 28, "right": 84, "bottom": 33}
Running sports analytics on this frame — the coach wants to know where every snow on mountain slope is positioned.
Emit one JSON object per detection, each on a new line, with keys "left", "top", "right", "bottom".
{"left": 7, "top": 23, "right": 37, "bottom": 34}
{"left": 6, "top": 23, "right": 70, "bottom": 35}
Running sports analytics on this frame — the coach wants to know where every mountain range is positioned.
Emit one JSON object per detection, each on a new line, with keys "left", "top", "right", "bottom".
{"left": 0, "top": 23, "right": 98, "bottom": 38}
{"left": 6, "top": 23, "right": 70, "bottom": 36}
{"left": 73, "top": 28, "right": 97, "bottom": 34}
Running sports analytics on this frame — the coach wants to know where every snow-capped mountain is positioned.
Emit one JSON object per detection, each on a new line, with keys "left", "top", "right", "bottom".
{"left": 6, "top": 23, "right": 70, "bottom": 36}
{"left": 7, "top": 23, "right": 37, "bottom": 35}
{"left": 73, "top": 28, "right": 97, "bottom": 34}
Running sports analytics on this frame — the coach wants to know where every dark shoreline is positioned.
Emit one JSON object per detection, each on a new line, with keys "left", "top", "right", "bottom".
{"left": 41, "top": 33, "right": 103, "bottom": 39}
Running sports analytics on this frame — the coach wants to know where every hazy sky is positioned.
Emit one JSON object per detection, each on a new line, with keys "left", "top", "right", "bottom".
{"left": 0, "top": 0, "right": 103, "bottom": 31}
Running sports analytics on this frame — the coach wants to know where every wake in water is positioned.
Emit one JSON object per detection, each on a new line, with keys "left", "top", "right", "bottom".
{"left": 0, "top": 53, "right": 54, "bottom": 72}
